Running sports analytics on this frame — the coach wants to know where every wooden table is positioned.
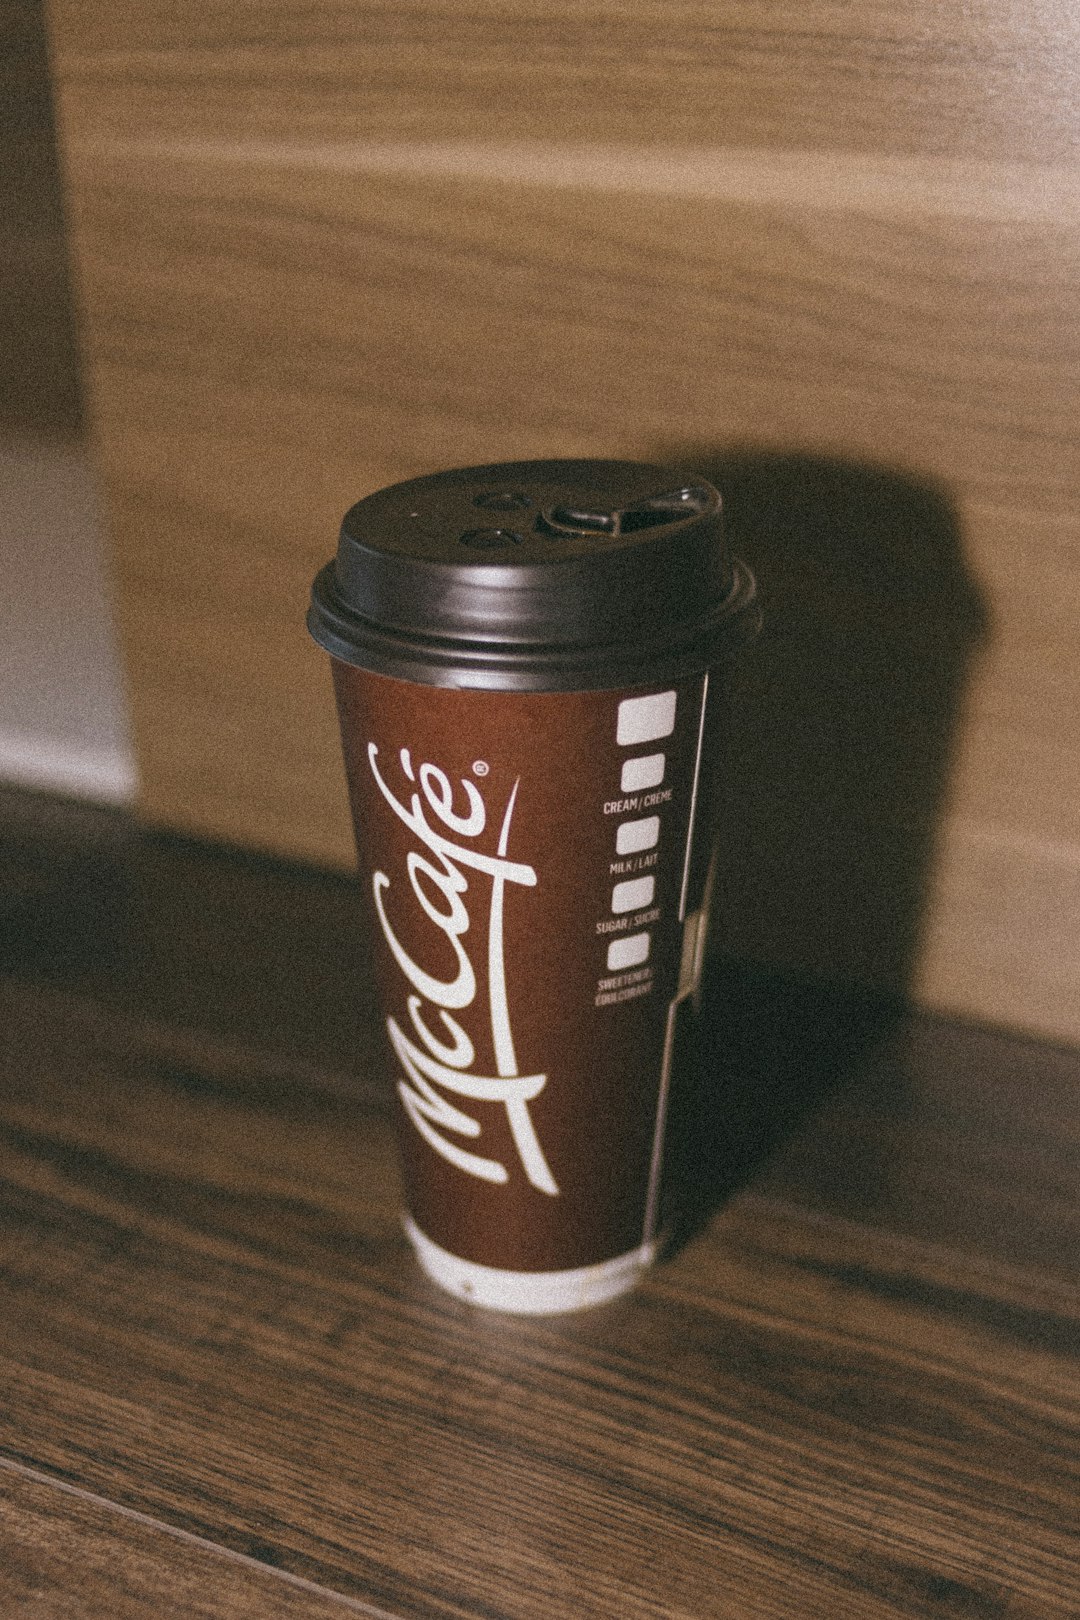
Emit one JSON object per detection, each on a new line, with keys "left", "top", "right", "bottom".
{"left": 1, "top": 786, "right": 1077, "bottom": 1618}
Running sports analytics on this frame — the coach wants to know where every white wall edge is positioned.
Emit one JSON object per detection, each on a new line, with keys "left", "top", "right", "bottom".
{"left": 0, "top": 728, "right": 137, "bottom": 806}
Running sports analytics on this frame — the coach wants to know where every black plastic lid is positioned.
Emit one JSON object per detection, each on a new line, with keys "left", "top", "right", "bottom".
{"left": 308, "top": 459, "right": 760, "bottom": 691}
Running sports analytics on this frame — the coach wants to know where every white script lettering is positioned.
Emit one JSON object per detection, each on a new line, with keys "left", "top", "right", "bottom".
{"left": 369, "top": 744, "right": 559, "bottom": 1196}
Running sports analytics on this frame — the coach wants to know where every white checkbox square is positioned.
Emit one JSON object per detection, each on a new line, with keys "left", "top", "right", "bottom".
{"left": 616, "top": 815, "right": 660, "bottom": 856}
{"left": 606, "top": 933, "right": 651, "bottom": 971}
{"left": 617, "top": 691, "right": 677, "bottom": 747}
{"left": 620, "top": 753, "right": 665, "bottom": 793}
{"left": 611, "top": 875, "right": 655, "bottom": 913}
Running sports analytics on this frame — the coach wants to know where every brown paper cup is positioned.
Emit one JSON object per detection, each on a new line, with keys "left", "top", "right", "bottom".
{"left": 309, "top": 461, "right": 759, "bottom": 1311}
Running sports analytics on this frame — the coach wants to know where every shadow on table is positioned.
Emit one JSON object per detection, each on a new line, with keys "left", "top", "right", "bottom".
{"left": 655, "top": 447, "right": 988, "bottom": 1248}
{"left": 663, "top": 961, "right": 902, "bottom": 1249}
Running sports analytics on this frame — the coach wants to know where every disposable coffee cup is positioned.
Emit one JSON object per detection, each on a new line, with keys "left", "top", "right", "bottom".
{"left": 308, "top": 460, "right": 759, "bottom": 1313}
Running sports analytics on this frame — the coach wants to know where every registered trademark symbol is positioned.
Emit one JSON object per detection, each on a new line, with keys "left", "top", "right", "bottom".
{"left": 472, "top": 760, "right": 489, "bottom": 776}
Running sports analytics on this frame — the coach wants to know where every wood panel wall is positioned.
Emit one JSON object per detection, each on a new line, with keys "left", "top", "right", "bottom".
{"left": 45, "top": 0, "right": 1080, "bottom": 1042}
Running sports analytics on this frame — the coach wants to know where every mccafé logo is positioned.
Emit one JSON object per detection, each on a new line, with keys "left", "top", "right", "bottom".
{"left": 367, "top": 744, "right": 560, "bottom": 1196}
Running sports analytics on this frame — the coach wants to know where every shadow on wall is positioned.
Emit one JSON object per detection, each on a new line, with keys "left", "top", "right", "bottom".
{"left": 0, "top": 0, "right": 84, "bottom": 440}
{"left": 656, "top": 448, "right": 989, "bottom": 1243}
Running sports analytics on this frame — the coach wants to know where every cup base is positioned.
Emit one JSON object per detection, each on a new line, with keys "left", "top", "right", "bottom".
{"left": 403, "top": 1216, "right": 658, "bottom": 1315}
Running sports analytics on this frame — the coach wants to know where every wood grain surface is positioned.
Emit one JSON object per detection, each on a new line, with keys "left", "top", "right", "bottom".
{"left": 0, "top": 1464, "right": 380, "bottom": 1619}
{"left": 57, "top": 145, "right": 1080, "bottom": 1039}
{"left": 1, "top": 787, "right": 1080, "bottom": 1618}
{"left": 47, "top": 0, "right": 1080, "bottom": 163}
